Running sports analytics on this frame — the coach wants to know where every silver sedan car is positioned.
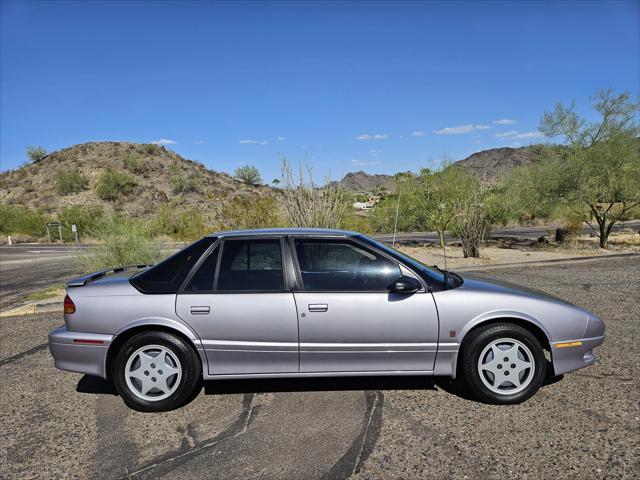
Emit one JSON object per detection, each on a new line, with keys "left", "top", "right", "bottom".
{"left": 49, "top": 229, "right": 605, "bottom": 411}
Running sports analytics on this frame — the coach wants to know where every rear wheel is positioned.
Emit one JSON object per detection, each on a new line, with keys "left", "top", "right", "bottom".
{"left": 113, "top": 331, "right": 201, "bottom": 412}
{"left": 460, "top": 323, "right": 547, "bottom": 404}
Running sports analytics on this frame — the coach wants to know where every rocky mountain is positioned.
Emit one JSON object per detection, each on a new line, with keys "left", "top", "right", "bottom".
{"left": 0, "top": 142, "right": 273, "bottom": 222}
{"left": 453, "top": 145, "right": 550, "bottom": 180}
{"left": 331, "top": 171, "right": 397, "bottom": 193}
{"left": 333, "top": 144, "right": 552, "bottom": 192}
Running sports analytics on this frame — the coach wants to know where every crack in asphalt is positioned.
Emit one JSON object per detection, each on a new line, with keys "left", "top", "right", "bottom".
{"left": 120, "top": 393, "right": 257, "bottom": 479}
{"left": 0, "top": 343, "right": 48, "bottom": 367}
{"left": 116, "top": 390, "right": 384, "bottom": 480}
{"left": 321, "top": 391, "right": 384, "bottom": 480}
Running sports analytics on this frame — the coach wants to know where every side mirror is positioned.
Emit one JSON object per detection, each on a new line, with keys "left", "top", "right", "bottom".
{"left": 388, "top": 275, "right": 422, "bottom": 294}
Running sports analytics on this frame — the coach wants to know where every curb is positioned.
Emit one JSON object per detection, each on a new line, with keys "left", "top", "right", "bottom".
{"left": 455, "top": 252, "right": 640, "bottom": 272}
{"left": 0, "top": 299, "right": 63, "bottom": 318}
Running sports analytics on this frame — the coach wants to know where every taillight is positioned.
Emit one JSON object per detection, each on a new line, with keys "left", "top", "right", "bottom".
{"left": 64, "top": 294, "right": 76, "bottom": 314}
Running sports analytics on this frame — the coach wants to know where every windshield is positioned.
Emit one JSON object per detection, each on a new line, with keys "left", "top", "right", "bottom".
{"left": 356, "top": 235, "right": 447, "bottom": 286}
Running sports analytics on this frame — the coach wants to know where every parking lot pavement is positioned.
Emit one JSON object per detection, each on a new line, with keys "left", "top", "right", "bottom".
{"left": 1, "top": 257, "right": 638, "bottom": 479}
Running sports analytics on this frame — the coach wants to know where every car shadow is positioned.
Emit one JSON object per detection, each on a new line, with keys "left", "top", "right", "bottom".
{"left": 75, "top": 369, "right": 565, "bottom": 403}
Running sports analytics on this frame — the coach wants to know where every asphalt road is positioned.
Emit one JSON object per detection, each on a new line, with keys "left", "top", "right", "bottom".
{"left": 1, "top": 256, "right": 638, "bottom": 479}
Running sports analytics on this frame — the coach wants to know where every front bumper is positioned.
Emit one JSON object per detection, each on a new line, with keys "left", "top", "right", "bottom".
{"left": 551, "top": 335, "right": 605, "bottom": 376}
{"left": 48, "top": 326, "right": 113, "bottom": 378}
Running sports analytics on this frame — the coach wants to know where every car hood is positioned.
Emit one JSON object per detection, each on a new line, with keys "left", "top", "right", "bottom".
{"left": 458, "top": 273, "right": 577, "bottom": 307}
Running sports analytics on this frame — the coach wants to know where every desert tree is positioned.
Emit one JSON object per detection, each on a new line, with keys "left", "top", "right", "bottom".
{"left": 26, "top": 146, "right": 48, "bottom": 163}
{"left": 280, "top": 157, "right": 347, "bottom": 228}
{"left": 517, "top": 89, "right": 640, "bottom": 248}
{"left": 454, "top": 175, "right": 490, "bottom": 258}
{"left": 234, "top": 165, "right": 262, "bottom": 185}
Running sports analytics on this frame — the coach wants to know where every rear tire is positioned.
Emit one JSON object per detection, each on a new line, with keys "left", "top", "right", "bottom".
{"left": 112, "top": 331, "right": 201, "bottom": 412}
{"left": 460, "top": 323, "right": 547, "bottom": 404}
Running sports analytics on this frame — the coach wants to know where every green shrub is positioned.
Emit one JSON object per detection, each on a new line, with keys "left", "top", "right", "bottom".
{"left": 0, "top": 205, "right": 48, "bottom": 236}
{"left": 83, "top": 220, "right": 163, "bottom": 271}
{"left": 234, "top": 165, "right": 262, "bottom": 185}
{"left": 55, "top": 169, "right": 89, "bottom": 195}
{"left": 57, "top": 205, "right": 104, "bottom": 241}
{"left": 149, "top": 204, "right": 208, "bottom": 241}
{"left": 26, "top": 146, "right": 48, "bottom": 163}
{"left": 170, "top": 174, "right": 200, "bottom": 194}
{"left": 225, "top": 195, "right": 283, "bottom": 229}
{"left": 95, "top": 167, "right": 137, "bottom": 201}
{"left": 121, "top": 154, "right": 144, "bottom": 173}
{"left": 143, "top": 144, "right": 162, "bottom": 155}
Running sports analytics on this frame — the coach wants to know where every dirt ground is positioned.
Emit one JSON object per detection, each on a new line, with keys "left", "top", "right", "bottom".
{"left": 398, "top": 234, "right": 640, "bottom": 269}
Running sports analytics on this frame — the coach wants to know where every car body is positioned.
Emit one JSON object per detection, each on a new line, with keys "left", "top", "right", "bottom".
{"left": 49, "top": 228, "right": 605, "bottom": 410}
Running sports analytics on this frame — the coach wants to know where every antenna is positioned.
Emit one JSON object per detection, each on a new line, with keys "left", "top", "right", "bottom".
{"left": 392, "top": 191, "right": 401, "bottom": 247}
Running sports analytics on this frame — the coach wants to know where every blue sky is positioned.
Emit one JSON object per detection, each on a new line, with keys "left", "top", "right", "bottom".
{"left": 1, "top": 0, "right": 638, "bottom": 182}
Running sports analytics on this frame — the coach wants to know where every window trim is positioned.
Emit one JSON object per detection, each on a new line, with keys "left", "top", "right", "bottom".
{"left": 288, "top": 235, "right": 427, "bottom": 293}
{"left": 180, "top": 235, "right": 289, "bottom": 294}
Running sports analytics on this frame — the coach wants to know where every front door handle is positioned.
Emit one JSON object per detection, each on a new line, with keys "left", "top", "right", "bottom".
{"left": 308, "top": 304, "right": 328, "bottom": 313}
{"left": 190, "top": 306, "right": 211, "bottom": 315}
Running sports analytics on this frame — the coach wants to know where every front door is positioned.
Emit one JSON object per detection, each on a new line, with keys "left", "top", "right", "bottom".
{"left": 176, "top": 237, "right": 299, "bottom": 375}
{"left": 291, "top": 237, "right": 439, "bottom": 373}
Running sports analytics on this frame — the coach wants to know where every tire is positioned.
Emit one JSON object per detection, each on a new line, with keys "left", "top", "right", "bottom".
{"left": 112, "top": 331, "right": 202, "bottom": 412}
{"left": 460, "top": 323, "right": 547, "bottom": 404}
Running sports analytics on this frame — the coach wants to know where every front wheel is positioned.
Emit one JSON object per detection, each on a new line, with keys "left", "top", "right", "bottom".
{"left": 460, "top": 323, "right": 547, "bottom": 404}
{"left": 113, "top": 331, "right": 202, "bottom": 412}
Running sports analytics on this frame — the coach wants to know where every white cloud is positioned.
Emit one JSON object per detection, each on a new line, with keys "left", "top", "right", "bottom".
{"left": 351, "top": 159, "right": 381, "bottom": 166}
{"left": 355, "top": 133, "right": 388, "bottom": 140}
{"left": 412, "top": 131, "right": 426, "bottom": 137}
{"left": 510, "top": 142, "right": 522, "bottom": 148}
{"left": 152, "top": 138, "right": 176, "bottom": 145}
{"left": 495, "top": 130, "right": 519, "bottom": 138}
{"left": 475, "top": 125, "right": 490, "bottom": 130}
{"left": 493, "top": 118, "right": 517, "bottom": 125}
{"left": 512, "top": 131, "right": 544, "bottom": 139}
{"left": 496, "top": 130, "right": 544, "bottom": 140}
{"left": 239, "top": 139, "right": 268, "bottom": 145}
{"left": 369, "top": 149, "right": 381, "bottom": 157}
{"left": 433, "top": 125, "right": 476, "bottom": 135}
{"left": 277, "top": 136, "right": 285, "bottom": 141}
{"left": 194, "top": 140, "right": 205, "bottom": 145}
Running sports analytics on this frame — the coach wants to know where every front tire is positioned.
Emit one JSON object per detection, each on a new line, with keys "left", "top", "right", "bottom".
{"left": 113, "top": 331, "right": 201, "bottom": 412}
{"left": 460, "top": 323, "right": 547, "bottom": 404}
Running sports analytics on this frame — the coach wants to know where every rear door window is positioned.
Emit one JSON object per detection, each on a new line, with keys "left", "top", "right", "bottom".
{"left": 130, "top": 237, "right": 215, "bottom": 294}
{"left": 217, "top": 239, "right": 284, "bottom": 291}
{"left": 294, "top": 238, "right": 400, "bottom": 291}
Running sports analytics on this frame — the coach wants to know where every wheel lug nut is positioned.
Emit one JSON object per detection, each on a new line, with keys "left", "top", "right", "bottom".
{"left": 503, "top": 357, "right": 508, "bottom": 362}
{"left": 151, "top": 363, "right": 156, "bottom": 368}
{"left": 144, "top": 371, "right": 149, "bottom": 376}
{"left": 151, "top": 377, "right": 156, "bottom": 382}
{"left": 505, "top": 371, "right": 510, "bottom": 375}
{"left": 497, "top": 365, "right": 502, "bottom": 369}
{"left": 511, "top": 364, "right": 516, "bottom": 369}
{"left": 158, "top": 370, "right": 163, "bottom": 375}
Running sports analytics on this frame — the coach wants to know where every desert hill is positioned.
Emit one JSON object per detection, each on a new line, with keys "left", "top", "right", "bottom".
{"left": 0, "top": 142, "right": 272, "bottom": 222}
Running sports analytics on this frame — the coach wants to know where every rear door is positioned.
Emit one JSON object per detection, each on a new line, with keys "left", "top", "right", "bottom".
{"left": 176, "top": 237, "right": 299, "bottom": 375}
{"left": 291, "top": 237, "right": 439, "bottom": 373}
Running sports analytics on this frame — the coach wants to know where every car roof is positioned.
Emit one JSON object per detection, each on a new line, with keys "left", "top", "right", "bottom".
{"left": 206, "top": 228, "right": 360, "bottom": 238}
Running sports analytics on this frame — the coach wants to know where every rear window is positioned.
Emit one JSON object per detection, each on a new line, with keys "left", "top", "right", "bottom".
{"left": 130, "top": 237, "right": 215, "bottom": 293}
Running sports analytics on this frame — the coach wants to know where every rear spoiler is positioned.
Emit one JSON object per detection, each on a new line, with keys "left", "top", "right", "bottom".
{"left": 66, "top": 264, "right": 153, "bottom": 287}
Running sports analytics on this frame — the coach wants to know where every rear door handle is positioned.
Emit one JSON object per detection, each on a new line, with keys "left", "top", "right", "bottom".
{"left": 308, "top": 304, "right": 328, "bottom": 313}
{"left": 190, "top": 306, "right": 210, "bottom": 315}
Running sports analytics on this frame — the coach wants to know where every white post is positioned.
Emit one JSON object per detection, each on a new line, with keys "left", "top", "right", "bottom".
{"left": 7, "top": 235, "right": 12, "bottom": 246}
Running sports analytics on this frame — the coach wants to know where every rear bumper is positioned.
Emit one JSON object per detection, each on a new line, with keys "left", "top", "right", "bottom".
{"left": 551, "top": 335, "right": 605, "bottom": 376}
{"left": 48, "top": 326, "right": 113, "bottom": 379}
